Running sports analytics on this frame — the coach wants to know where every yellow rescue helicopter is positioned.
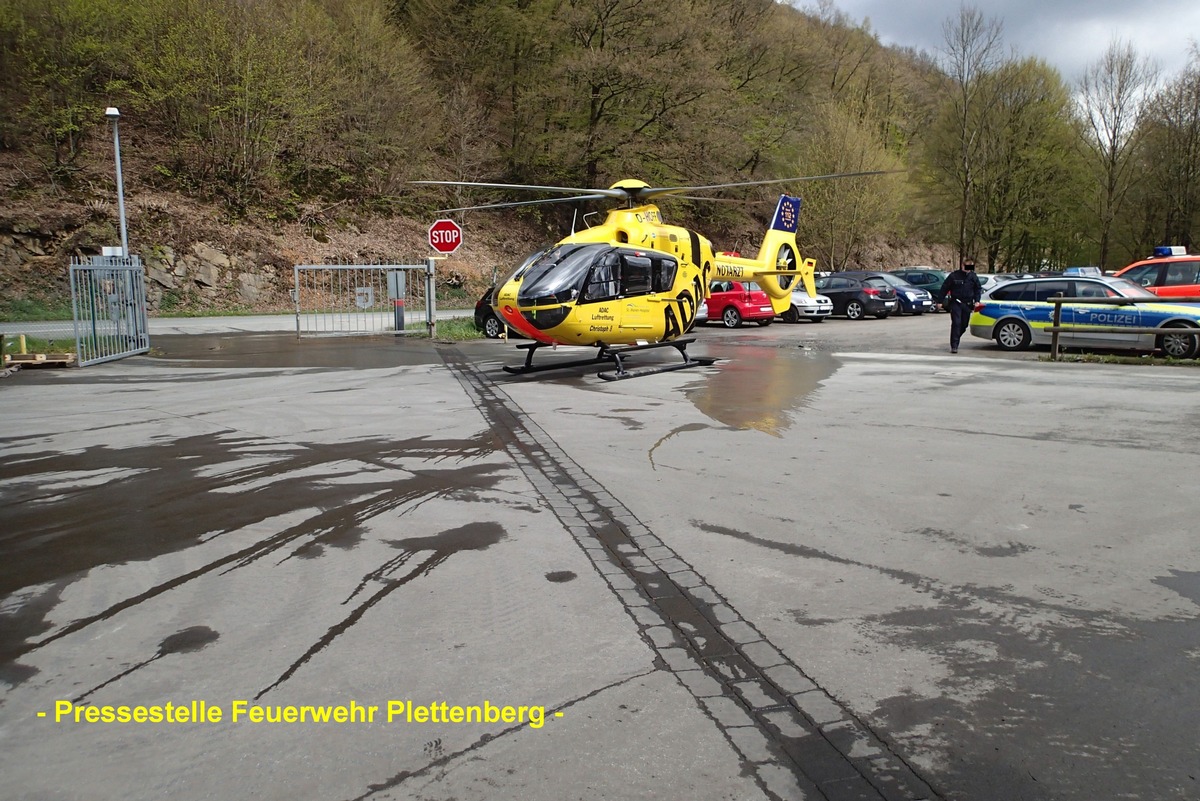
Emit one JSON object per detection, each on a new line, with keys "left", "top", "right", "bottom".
{"left": 413, "top": 174, "right": 884, "bottom": 379}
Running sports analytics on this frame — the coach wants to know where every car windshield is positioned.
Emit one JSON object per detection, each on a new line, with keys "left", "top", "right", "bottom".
{"left": 1110, "top": 278, "right": 1159, "bottom": 298}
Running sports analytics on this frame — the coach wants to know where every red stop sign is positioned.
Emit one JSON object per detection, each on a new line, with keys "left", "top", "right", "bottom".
{"left": 428, "top": 219, "right": 463, "bottom": 254}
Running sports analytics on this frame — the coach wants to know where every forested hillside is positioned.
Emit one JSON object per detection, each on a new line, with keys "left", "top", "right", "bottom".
{"left": 1, "top": 0, "right": 1198, "bottom": 314}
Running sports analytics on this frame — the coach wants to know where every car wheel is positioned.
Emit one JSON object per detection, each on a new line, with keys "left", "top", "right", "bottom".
{"left": 994, "top": 319, "right": 1031, "bottom": 351}
{"left": 781, "top": 306, "right": 800, "bottom": 324}
{"left": 757, "top": 319, "right": 773, "bottom": 327}
{"left": 1158, "top": 323, "right": 1200, "bottom": 359}
{"left": 722, "top": 307, "right": 742, "bottom": 328}
{"left": 483, "top": 315, "right": 505, "bottom": 339}
{"left": 845, "top": 300, "right": 865, "bottom": 320}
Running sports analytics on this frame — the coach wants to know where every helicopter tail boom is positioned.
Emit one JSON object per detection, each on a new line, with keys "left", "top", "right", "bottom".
{"left": 711, "top": 195, "right": 815, "bottom": 314}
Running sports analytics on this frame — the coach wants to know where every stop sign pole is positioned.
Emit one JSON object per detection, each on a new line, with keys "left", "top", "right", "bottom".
{"left": 428, "top": 219, "right": 463, "bottom": 254}
{"left": 424, "top": 219, "right": 461, "bottom": 339}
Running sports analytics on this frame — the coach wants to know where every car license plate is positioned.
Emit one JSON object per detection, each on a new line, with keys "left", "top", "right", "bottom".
{"left": 760, "top": 306, "right": 772, "bottom": 313}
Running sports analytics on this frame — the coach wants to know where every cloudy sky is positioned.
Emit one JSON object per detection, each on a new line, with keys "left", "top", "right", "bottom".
{"left": 824, "top": 0, "right": 1199, "bottom": 82}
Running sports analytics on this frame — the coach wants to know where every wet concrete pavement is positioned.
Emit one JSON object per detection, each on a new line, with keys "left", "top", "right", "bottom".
{"left": 2, "top": 322, "right": 1200, "bottom": 800}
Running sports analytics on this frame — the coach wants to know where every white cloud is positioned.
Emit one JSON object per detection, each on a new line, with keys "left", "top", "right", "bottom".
{"left": 817, "top": 0, "right": 1198, "bottom": 81}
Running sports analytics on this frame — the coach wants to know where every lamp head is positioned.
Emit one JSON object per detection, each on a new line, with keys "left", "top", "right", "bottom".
{"left": 105, "top": 107, "right": 120, "bottom": 120}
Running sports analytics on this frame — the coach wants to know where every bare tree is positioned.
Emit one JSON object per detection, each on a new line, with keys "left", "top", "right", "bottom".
{"left": 1143, "top": 51, "right": 1200, "bottom": 251}
{"left": 1078, "top": 39, "right": 1159, "bottom": 269}
{"left": 938, "top": 5, "right": 1004, "bottom": 260}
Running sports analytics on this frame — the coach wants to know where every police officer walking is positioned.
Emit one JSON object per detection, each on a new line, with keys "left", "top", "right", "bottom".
{"left": 940, "top": 258, "right": 982, "bottom": 353}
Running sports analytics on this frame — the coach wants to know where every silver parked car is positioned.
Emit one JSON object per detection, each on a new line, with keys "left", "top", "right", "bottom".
{"left": 779, "top": 288, "right": 833, "bottom": 323}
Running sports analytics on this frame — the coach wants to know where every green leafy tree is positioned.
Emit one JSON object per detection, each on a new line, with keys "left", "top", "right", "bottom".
{"left": 971, "top": 59, "right": 1089, "bottom": 270}
{"left": 794, "top": 100, "right": 905, "bottom": 270}
{"left": 1137, "top": 50, "right": 1200, "bottom": 251}
{"left": 1, "top": 0, "right": 138, "bottom": 181}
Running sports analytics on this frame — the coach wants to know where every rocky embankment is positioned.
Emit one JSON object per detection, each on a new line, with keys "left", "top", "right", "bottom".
{"left": 0, "top": 200, "right": 554, "bottom": 315}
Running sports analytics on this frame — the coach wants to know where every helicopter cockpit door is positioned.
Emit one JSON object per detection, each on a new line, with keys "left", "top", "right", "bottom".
{"left": 617, "top": 252, "right": 655, "bottom": 334}
{"left": 580, "top": 251, "right": 621, "bottom": 303}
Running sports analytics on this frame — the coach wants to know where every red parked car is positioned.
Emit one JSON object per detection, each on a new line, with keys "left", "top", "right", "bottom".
{"left": 705, "top": 280, "right": 776, "bottom": 328}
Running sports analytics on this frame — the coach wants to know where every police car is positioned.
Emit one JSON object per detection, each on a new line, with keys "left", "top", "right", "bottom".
{"left": 969, "top": 275, "right": 1200, "bottom": 358}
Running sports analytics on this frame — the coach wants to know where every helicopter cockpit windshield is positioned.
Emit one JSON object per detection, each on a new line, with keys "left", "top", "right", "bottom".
{"left": 516, "top": 244, "right": 600, "bottom": 307}
{"left": 516, "top": 244, "right": 678, "bottom": 308}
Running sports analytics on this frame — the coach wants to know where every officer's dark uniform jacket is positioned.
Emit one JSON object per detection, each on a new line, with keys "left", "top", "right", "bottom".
{"left": 941, "top": 269, "right": 981, "bottom": 306}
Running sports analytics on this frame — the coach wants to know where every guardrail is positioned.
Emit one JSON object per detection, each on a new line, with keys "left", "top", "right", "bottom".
{"left": 1045, "top": 295, "right": 1200, "bottom": 359}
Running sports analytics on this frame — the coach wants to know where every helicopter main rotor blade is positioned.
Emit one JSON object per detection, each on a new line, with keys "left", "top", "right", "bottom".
{"left": 661, "top": 195, "right": 775, "bottom": 204}
{"left": 411, "top": 180, "right": 630, "bottom": 200}
{"left": 642, "top": 169, "right": 904, "bottom": 200}
{"left": 413, "top": 169, "right": 903, "bottom": 209}
{"left": 434, "top": 193, "right": 617, "bottom": 214}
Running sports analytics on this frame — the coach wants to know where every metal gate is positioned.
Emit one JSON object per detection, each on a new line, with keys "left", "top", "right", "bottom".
{"left": 292, "top": 261, "right": 436, "bottom": 337}
{"left": 70, "top": 255, "right": 150, "bottom": 366}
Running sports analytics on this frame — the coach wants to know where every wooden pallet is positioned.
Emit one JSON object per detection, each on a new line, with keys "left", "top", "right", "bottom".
{"left": 3, "top": 352, "right": 77, "bottom": 366}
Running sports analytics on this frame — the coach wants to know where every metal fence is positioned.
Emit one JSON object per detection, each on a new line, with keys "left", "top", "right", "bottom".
{"left": 69, "top": 255, "right": 151, "bottom": 366}
{"left": 293, "top": 261, "right": 436, "bottom": 337}
{"left": 0, "top": 319, "right": 76, "bottom": 348}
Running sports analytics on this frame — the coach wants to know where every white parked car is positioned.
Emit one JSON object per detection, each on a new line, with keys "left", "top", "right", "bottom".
{"left": 694, "top": 299, "right": 709, "bottom": 326}
{"left": 976, "top": 274, "right": 1004, "bottom": 293}
{"left": 779, "top": 288, "right": 833, "bottom": 323}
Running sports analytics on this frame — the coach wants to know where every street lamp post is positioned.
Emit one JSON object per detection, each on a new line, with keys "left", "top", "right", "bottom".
{"left": 105, "top": 106, "right": 128, "bottom": 257}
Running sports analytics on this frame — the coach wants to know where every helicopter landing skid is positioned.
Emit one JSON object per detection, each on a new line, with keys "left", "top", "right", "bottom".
{"left": 501, "top": 338, "right": 715, "bottom": 380}
{"left": 597, "top": 338, "right": 716, "bottom": 381}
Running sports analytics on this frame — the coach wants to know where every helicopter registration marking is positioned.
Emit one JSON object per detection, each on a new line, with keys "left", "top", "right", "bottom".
{"left": 635, "top": 210, "right": 662, "bottom": 224}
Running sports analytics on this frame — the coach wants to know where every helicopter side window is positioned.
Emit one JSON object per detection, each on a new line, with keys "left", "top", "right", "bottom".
{"left": 582, "top": 252, "right": 621, "bottom": 302}
{"left": 653, "top": 257, "right": 678, "bottom": 292}
{"left": 620, "top": 255, "right": 653, "bottom": 296}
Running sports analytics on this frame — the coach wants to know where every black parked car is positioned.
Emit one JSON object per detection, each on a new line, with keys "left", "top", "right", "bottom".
{"left": 474, "top": 285, "right": 510, "bottom": 338}
{"left": 475, "top": 250, "right": 546, "bottom": 338}
{"left": 814, "top": 273, "right": 898, "bottom": 319}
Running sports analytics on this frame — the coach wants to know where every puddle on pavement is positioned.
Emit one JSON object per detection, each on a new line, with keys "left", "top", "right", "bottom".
{"left": 1155, "top": 570, "right": 1200, "bottom": 606}
{"left": 148, "top": 333, "right": 441, "bottom": 369}
{"left": 685, "top": 345, "right": 838, "bottom": 436}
